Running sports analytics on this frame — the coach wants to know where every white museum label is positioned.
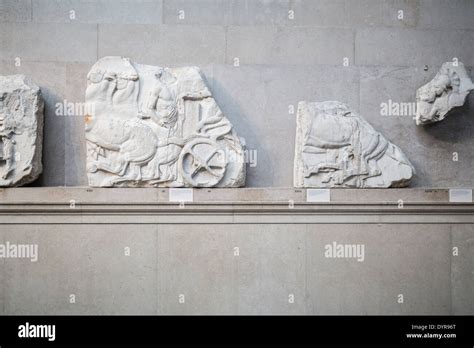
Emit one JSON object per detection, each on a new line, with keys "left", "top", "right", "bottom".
{"left": 449, "top": 189, "right": 472, "bottom": 203}
{"left": 306, "top": 189, "right": 331, "bottom": 202}
{"left": 169, "top": 188, "right": 194, "bottom": 203}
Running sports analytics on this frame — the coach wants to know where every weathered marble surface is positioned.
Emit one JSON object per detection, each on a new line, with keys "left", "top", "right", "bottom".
{"left": 85, "top": 56, "right": 245, "bottom": 187}
{"left": 294, "top": 101, "right": 415, "bottom": 188}
{"left": 0, "top": 75, "right": 43, "bottom": 187}
{"left": 416, "top": 61, "right": 474, "bottom": 125}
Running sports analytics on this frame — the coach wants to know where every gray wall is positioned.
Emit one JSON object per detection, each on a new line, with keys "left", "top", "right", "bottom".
{"left": 1, "top": 0, "right": 473, "bottom": 187}
{"left": 0, "top": 187, "right": 472, "bottom": 315}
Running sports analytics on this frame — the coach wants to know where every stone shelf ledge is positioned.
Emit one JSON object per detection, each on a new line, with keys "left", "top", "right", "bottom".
{"left": 0, "top": 187, "right": 472, "bottom": 204}
{"left": 0, "top": 188, "right": 472, "bottom": 225}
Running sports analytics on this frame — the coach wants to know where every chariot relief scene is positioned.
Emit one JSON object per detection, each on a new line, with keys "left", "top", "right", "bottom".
{"left": 85, "top": 56, "right": 246, "bottom": 187}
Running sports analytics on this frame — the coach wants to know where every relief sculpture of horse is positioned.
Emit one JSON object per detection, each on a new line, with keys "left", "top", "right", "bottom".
{"left": 85, "top": 57, "right": 160, "bottom": 185}
{"left": 302, "top": 101, "right": 414, "bottom": 187}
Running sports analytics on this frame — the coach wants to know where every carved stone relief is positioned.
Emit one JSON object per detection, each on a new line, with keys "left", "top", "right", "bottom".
{"left": 0, "top": 75, "right": 43, "bottom": 187}
{"left": 294, "top": 101, "right": 415, "bottom": 188}
{"left": 85, "top": 57, "right": 245, "bottom": 187}
{"left": 416, "top": 61, "right": 473, "bottom": 125}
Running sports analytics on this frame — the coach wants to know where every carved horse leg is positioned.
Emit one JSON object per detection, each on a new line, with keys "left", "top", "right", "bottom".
{"left": 110, "top": 163, "right": 143, "bottom": 184}
{"left": 92, "top": 158, "right": 130, "bottom": 177}
{"left": 1, "top": 158, "right": 13, "bottom": 180}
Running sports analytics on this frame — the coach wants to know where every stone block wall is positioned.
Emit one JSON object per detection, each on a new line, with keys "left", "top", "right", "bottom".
{"left": 0, "top": 0, "right": 473, "bottom": 187}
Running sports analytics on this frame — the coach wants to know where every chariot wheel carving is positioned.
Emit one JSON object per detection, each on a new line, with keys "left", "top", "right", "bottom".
{"left": 178, "top": 138, "right": 227, "bottom": 187}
